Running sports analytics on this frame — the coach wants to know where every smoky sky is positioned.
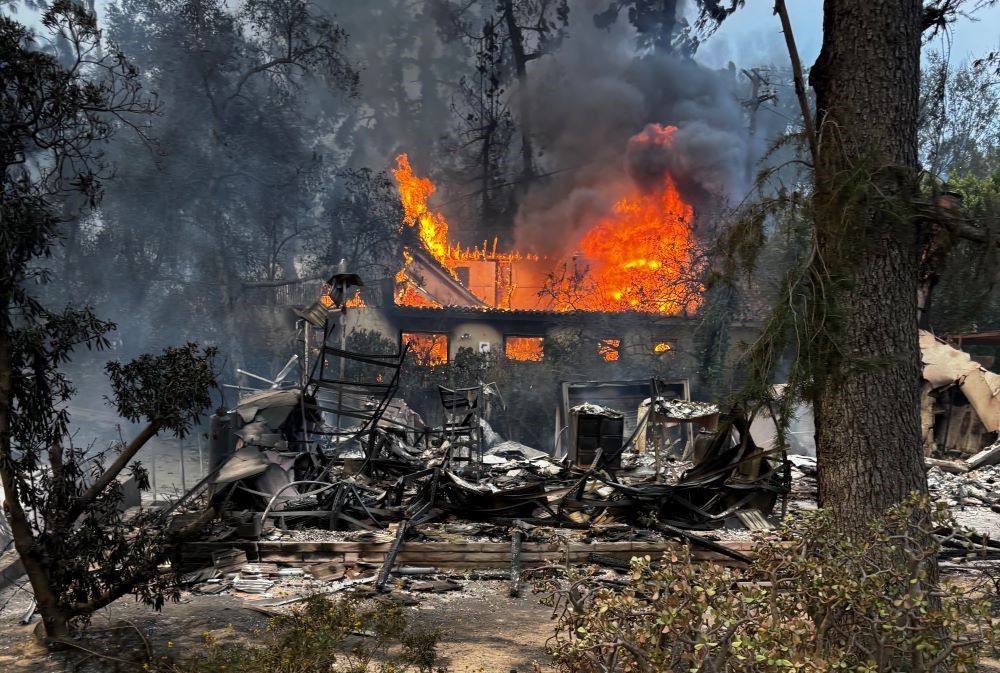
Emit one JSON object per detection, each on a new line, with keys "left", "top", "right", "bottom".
{"left": 512, "top": 0, "right": 752, "bottom": 255}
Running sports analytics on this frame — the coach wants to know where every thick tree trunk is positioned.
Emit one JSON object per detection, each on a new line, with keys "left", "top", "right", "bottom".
{"left": 809, "top": 0, "right": 927, "bottom": 536}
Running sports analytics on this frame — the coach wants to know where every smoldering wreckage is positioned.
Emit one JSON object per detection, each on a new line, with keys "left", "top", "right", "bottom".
{"left": 5, "top": 268, "right": 1000, "bottom": 616}
{"left": 149, "top": 270, "right": 1000, "bottom": 598}
{"left": 158, "top": 268, "right": 785, "bottom": 599}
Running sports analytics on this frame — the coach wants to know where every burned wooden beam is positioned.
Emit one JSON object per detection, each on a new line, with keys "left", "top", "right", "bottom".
{"left": 587, "top": 552, "right": 631, "bottom": 571}
{"left": 376, "top": 519, "right": 408, "bottom": 592}
{"left": 509, "top": 527, "right": 524, "bottom": 597}
{"left": 640, "top": 517, "right": 753, "bottom": 565}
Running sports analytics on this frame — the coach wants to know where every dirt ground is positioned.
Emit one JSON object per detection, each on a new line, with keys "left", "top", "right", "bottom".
{"left": 4, "top": 569, "right": 1000, "bottom": 672}
{"left": 0, "top": 579, "right": 554, "bottom": 672}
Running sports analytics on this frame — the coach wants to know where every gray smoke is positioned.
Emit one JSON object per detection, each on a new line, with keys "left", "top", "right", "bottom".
{"left": 513, "top": 1, "right": 751, "bottom": 255}
{"left": 625, "top": 121, "right": 747, "bottom": 200}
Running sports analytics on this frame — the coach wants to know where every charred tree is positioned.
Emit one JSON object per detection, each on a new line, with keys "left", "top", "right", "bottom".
{"left": 594, "top": 1, "right": 738, "bottom": 54}
{"left": 452, "top": 16, "right": 513, "bottom": 231}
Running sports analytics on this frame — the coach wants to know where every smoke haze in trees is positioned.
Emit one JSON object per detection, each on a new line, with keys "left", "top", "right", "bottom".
{"left": 30, "top": 0, "right": 776, "bottom": 381}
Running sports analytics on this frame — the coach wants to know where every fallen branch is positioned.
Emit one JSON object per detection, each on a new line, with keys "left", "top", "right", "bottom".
{"left": 640, "top": 518, "right": 753, "bottom": 565}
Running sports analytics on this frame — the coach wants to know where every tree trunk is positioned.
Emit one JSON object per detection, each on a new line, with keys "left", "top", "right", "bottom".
{"left": 501, "top": 1, "right": 535, "bottom": 182}
{"left": 809, "top": 0, "right": 927, "bottom": 536}
{"left": 0, "top": 328, "right": 70, "bottom": 639}
{"left": 654, "top": 0, "right": 679, "bottom": 53}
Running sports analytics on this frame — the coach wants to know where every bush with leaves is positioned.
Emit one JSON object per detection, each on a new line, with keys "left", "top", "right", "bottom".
{"left": 538, "top": 495, "right": 999, "bottom": 673}
{"left": 162, "top": 594, "right": 445, "bottom": 673}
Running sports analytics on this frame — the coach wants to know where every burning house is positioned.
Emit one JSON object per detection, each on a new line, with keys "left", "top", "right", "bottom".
{"left": 334, "top": 127, "right": 758, "bottom": 409}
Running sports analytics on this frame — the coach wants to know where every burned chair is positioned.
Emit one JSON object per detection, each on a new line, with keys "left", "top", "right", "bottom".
{"left": 433, "top": 385, "right": 484, "bottom": 467}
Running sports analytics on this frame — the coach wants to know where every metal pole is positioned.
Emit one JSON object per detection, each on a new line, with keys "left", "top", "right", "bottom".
{"left": 302, "top": 321, "right": 310, "bottom": 387}
{"left": 179, "top": 438, "right": 186, "bottom": 494}
{"left": 336, "top": 308, "right": 346, "bottom": 430}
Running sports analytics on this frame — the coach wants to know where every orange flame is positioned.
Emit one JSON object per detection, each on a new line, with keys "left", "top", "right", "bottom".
{"left": 570, "top": 125, "right": 700, "bottom": 315}
{"left": 393, "top": 155, "right": 453, "bottom": 266}
{"left": 392, "top": 125, "right": 701, "bottom": 315}
{"left": 344, "top": 290, "right": 366, "bottom": 308}
{"left": 653, "top": 342, "right": 672, "bottom": 353}
{"left": 393, "top": 154, "right": 540, "bottom": 271}
{"left": 598, "top": 338, "right": 620, "bottom": 362}
{"left": 402, "top": 332, "right": 448, "bottom": 366}
{"left": 505, "top": 336, "right": 544, "bottom": 362}
{"left": 394, "top": 249, "right": 442, "bottom": 307}
{"left": 395, "top": 284, "right": 441, "bottom": 308}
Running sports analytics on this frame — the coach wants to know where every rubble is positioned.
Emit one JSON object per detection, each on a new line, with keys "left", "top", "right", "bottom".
{"left": 164, "top": 269, "right": 800, "bottom": 603}
{"left": 645, "top": 398, "right": 720, "bottom": 420}
{"left": 967, "top": 437, "right": 1000, "bottom": 470}
{"left": 926, "top": 464, "right": 1000, "bottom": 507}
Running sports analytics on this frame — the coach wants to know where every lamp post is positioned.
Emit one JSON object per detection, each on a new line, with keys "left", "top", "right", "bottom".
{"left": 294, "top": 260, "right": 364, "bottom": 431}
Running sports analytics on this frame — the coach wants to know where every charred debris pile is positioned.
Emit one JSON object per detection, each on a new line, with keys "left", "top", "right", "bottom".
{"left": 203, "top": 389, "right": 786, "bottom": 542}
{"left": 161, "top": 275, "right": 1000, "bottom": 603}
{"left": 171, "top": 270, "right": 789, "bottom": 588}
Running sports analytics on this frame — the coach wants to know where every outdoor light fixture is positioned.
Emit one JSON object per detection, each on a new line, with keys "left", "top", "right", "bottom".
{"left": 295, "top": 259, "right": 364, "bottom": 328}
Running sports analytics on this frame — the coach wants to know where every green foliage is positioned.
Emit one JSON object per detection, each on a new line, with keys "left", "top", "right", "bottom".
{"left": 920, "top": 52, "right": 1000, "bottom": 179}
{"left": 163, "top": 594, "right": 444, "bottom": 673}
{"left": 924, "top": 170, "right": 1000, "bottom": 332}
{"left": 10, "top": 341, "right": 219, "bottom": 628}
{"left": 83, "top": 0, "right": 359, "bottom": 357}
{"left": 0, "top": 0, "right": 157, "bottom": 199}
{"left": 949, "top": 170, "right": 1000, "bottom": 214}
{"left": 592, "top": 0, "right": 744, "bottom": 55}
{"left": 106, "top": 343, "right": 218, "bottom": 437}
{"left": 315, "top": 169, "right": 403, "bottom": 283}
{"left": 540, "top": 496, "right": 1000, "bottom": 673}
{"left": 716, "top": 183, "right": 819, "bottom": 429}
{"left": 0, "top": 3, "right": 219, "bottom": 634}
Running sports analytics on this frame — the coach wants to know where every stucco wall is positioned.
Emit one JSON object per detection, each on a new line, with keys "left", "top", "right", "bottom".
{"left": 449, "top": 321, "right": 503, "bottom": 359}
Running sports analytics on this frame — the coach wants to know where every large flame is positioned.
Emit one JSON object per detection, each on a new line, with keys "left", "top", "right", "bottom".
{"left": 505, "top": 336, "right": 544, "bottom": 362}
{"left": 392, "top": 125, "right": 701, "bottom": 315}
{"left": 393, "top": 155, "right": 453, "bottom": 266}
{"left": 402, "top": 332, "right": 449, "bottom": 366}
{"left": 392, "top": 155, "right": 536, "bottom": 271}
{"left": 572, "top": 128, "right": 699, "bottom": 314}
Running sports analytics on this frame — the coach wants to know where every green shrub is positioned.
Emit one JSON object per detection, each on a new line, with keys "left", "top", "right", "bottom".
{"left": 538, "top": 496, "right": 1000, "bottom": 673}
{"left": 163, "top": 594, "right": 445, "bottom": 673}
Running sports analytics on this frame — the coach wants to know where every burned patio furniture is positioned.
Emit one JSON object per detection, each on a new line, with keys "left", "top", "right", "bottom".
{"left": 436, "top": 385, "right": 484, "bottom": 466}
{"left": 303, "top": 316, "right": 410, "bottom": 475}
